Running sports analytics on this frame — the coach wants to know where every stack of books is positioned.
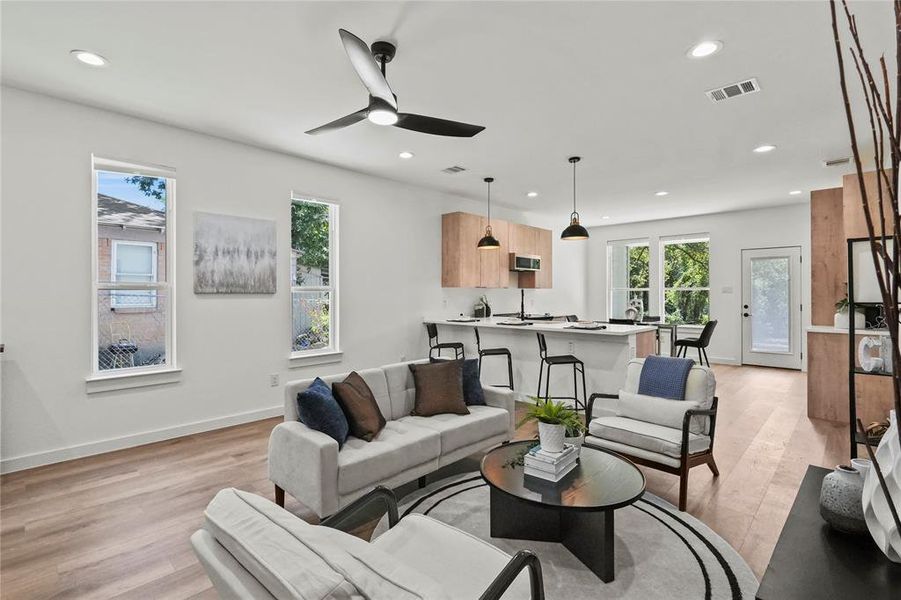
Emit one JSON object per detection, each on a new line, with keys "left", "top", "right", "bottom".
{"left": 523, "top": 444, "right": 579, "bottom": 482}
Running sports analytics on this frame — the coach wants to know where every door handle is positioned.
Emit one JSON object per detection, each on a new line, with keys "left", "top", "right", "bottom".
{"left": 743, "top": 312, "right": 751, "bottom": 317}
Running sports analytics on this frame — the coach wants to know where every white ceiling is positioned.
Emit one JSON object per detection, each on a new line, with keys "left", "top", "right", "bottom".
{"left": 1, "top": 1, "right": 895, "bottom": 225}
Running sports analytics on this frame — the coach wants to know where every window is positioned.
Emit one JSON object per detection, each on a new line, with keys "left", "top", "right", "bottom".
{"left": 93, "top": 157, "right": 175, "bottom": 374}
{"left": 111, "top": 241, "right": 158, "bottom": 308}
{"left": 291, "top": 195, "right": 338, "bottom": 355}
{"left": 608, "top": 240, "right": 650, "bottom": 319}
{"left": 661, "top": 236, "right": 710, "bottom": 324}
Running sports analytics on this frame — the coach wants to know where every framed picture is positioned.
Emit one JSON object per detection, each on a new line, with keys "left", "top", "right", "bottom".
{"left": 193, "top": 212, "right": 277, "bottom": 294}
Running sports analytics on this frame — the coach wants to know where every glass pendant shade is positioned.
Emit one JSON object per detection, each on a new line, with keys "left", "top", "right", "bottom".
{"left": 561, "top": 156, "right": 589, "bottom": 241}
{"left": 478, "top": 177, "right": 501, "bottom": 249}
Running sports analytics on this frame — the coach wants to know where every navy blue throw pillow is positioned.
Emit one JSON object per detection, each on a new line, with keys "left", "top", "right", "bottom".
{"left": 461, "top": 358, "right": 486, "bottom": 406}
{"left": 296, "top": 377, "right": 349, "bottom": 447}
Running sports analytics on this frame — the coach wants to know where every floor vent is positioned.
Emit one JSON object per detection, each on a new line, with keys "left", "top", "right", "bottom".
{"left": 705, "top": 78, "right": 760, "bottom": 103}
{"left": 824, "top": 157, "right": 851, "bottom": 167}
{"left": 442, "top": 165, "right": 467, "bottom": 174}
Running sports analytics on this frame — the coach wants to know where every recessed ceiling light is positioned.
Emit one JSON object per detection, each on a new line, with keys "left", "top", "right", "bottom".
{"left": 688, "top": 40, "right": 723, "bottom": 59}
{"left": 527, "top": 191, "right": 538, "bottom": 198}
{"left": 70, "top": 49, "right": 108, "bottom": 67}
{"left": 398, "top": 151, "right": 414, "bottom": 159}
{"left": 655, "top": 191, "right": 669, "bottom": 197}
{"left": 602, "top": 216, "right": 611, "bottom": 220}
{"left": 753, "top": 144, "right": 777, "bottom": 153}
{"left": 789, "top": 190, "right": 803, "bottom": 195}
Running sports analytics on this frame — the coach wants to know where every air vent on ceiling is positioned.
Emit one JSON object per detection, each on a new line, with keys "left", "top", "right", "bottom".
{"left": 705, "top": 78, "right": 761, "bottom": 103}
{"left": 441, "top": 165, "right": 467, "bottom": 174}
{"left": 824, "top": 157, "right": 851, "bottom": 167}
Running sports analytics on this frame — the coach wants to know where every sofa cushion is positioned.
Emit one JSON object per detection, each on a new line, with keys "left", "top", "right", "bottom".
{"left": 297, "top": 378, "right": 349, "bottom": 448}
{"left": 338, "top": 421, "right": 441, "bottom": 495}
{"left": 588, "top": 416, "right": 710, "bottom": 458}
{"left": 617, "top": 390, "right": 704, "bottom": 434}
{"left": 383, "top": 360, "right": 427, "bottom": 420}
{"left": 372, "top": 514, "right": 531, "bottom": 599}
{"left": 203, "top": 488, "right": 448, "bottom": 600}
{"left": 398, "top": 405, "right": 509, "bottom": 455}
{"left": 408, "top": 361, "right": 469, "bottom": 417}
{"left": 333, "top": 372, "right": 386, "bottom": 442}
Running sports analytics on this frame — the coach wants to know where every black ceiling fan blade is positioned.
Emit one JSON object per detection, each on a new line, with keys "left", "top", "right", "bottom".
{"left": 338, "top": 29, "right": 397, "bottom": 110}
{"left": 305, "top": 108, "right": 368, "bottom": 135}
{"left": 394, "top": 113, "right": 485, "bottom": 137}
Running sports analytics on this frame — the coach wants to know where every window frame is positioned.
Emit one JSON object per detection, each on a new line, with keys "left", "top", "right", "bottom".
{"left": 290, "top": 193, "right": 340, "bottom": 360}
{"left": 659, "top": 234, "right": 710, "bottom": 325}
{"left": 91, "top": 156, "right": 176, "bottom": 379}
{"left": 110, "top": 240, "right": 158, "bottom": 309}
{"left": 607, "top": 238, "right": 651, "bottom": 319}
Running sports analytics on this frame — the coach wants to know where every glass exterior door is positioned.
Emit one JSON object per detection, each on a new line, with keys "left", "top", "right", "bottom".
{"left": 741, "top": 247, "right": 802, "bottom": 369}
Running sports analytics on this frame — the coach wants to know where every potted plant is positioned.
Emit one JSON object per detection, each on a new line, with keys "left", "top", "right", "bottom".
{"left": 563, "top": 411, "right": 586, "bottom": 450}
{"left": 834, "top": 293, "right": 865, "bottom": 329}
{"left": 519, "top": 399, "right": 582, "bottom": 453}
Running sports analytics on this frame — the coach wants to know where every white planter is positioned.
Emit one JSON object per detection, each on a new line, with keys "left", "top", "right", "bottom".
{"left": 565, "top": 434, "right": 584, "bottom": 453}
{"left": 538, "top": 422, "right": 566, "bottom": 453}
{"left": 834, "top": 310, "right": 866, "bottom": 329}
{"left": 863, "top": 410, "right": 901, "bottom": 563}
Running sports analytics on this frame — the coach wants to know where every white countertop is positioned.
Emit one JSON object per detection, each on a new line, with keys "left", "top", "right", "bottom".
{"left": 807, "top": 325, "right": 891, "bottom": 336}
{"left": 424, "top": 316, "right": 657, "bottom": 337}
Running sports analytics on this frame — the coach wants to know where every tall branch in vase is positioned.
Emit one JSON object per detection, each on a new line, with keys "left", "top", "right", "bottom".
{"left": 830, "top": 0, "right": 901, "bottom": 448}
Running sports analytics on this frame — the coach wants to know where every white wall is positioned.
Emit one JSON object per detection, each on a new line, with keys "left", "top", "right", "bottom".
{"left": 585, "top": 204, "right": 811, "bottom": 365}
{"left": 0, "top": 87, "right": 583, "bottom": 472}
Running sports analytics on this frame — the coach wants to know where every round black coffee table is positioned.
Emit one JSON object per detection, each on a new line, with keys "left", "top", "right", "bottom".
{"left": 480, "top": 440, "right": 645, "bottom": 583}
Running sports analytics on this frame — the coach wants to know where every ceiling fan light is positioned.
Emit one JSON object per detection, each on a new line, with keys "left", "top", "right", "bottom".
{"left": 368, "top": 108, "right": 398, "bottom": 126}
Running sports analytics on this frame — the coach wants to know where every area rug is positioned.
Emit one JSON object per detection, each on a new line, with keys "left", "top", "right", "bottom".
{"left": 375, "top": 472, "right": 758, "bottom": 599}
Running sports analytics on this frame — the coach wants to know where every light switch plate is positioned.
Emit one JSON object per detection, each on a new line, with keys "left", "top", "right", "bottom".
{"left": 721, "top": 286, "right": 734, "bottom": 294}
{"left": 269, "top": 374, "right": 280, "bottom": 387}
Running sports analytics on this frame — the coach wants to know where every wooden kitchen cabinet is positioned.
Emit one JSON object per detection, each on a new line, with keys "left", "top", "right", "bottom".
{"left": 442, "top": 212, "right": 552, "bottom": 289}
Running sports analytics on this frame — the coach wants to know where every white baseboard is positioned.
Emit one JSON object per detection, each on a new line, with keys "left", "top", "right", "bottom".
{"left": 0, "top": 405, "right": 284, "bottom": 474}
{"left": 709, "top": 356, "right": 740, "bottom": 365}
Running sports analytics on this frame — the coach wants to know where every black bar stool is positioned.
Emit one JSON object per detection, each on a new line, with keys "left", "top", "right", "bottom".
{"left": 674, "top": 320, "right": 718, "bottom": 366}
{"left": 474, "top": 328, "right": 514, "bottom": 390}
{"left": 536, "top": 332, "right": 587, "bottom": 416}
{"left": 425, "top": 322, "right": 464, "bottom": 360}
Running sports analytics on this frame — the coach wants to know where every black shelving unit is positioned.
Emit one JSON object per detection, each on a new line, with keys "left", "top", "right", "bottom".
{"left": 847, "top": 236, "right": 892, "bottom": 458}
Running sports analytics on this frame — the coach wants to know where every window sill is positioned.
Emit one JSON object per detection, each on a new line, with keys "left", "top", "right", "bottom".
{"left": 288, "top": 350, "right": 343, "bottom": 368}
{"left": 86, "top": 367, "right": 182, "bottom": 394}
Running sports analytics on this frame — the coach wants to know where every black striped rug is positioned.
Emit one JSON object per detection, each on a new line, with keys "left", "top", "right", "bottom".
{"left": 375, "top": 472, "right": 758, "bottom": 600}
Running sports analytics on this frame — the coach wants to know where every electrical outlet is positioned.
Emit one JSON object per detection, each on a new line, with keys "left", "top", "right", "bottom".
{"left": 568, "top": 341, "right": 575, "bottom": 354}
{"left": 269, "top": 373, "right": 280, "bottom": 387}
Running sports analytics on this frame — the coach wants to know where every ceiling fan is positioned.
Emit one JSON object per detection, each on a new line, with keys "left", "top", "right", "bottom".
{"left": 305, "top": 29, "right": 485, "bottom": 137}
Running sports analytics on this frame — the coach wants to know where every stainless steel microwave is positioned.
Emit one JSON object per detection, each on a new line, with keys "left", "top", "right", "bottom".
{"left": 509, "top": 253, "right": 541, "bottom": 272}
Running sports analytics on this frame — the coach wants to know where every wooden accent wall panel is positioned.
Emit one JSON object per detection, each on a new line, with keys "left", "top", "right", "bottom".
{"left": 635, "top": 330, "right": 657, "bottom": 358}
{"left": 810, "top": 187, "right": 846, "bottom": 326}
{"left": 842, "top": 171, "right": 895, "bottom": 240}
{"left": 807, "top": 332, "right": 894, "bottom": 424}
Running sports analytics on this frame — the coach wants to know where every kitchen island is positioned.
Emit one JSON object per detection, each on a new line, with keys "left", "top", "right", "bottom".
{"left": 424, "top": 317, "right": 658, "bottom": 402}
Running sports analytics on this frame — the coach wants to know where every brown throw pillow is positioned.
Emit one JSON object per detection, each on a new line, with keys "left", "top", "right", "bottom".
{"left": 333, "top": 372, "right": 386, "bottom": 442}
{"left": 408, "top": 361, "right": 470, "bottom": 417}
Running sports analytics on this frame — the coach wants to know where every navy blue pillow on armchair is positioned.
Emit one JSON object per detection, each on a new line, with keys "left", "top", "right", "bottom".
{"left": 296, "top": 377, "right": 349, "bottom": 447}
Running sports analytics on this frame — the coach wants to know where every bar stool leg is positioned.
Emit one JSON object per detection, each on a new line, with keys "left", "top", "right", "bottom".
{"left": 580, "top": 364, "right": 587, "bottom": 418}
{"left": 544, "top": 364, "right": 552, "bottom": 401}
{"left": 478, "top": 354, "right": 483, "bottom": 377}
{"left": 506, "top": 354, "right": 514, "bottom": 391}
{"left": 536, "top": 362, "right": 544, "bottom": 399}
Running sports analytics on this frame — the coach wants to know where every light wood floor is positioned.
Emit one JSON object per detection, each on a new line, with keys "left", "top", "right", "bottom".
{"left": 0, "top": 365, "right": 845, "bottom": 598}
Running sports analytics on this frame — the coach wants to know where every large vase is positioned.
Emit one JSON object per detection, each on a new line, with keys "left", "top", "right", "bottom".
{"left": 862, "top": 410, "right": 901, "bottom": 562}
{"left": 819, "top": 465, "right": 867, "bottom": 534}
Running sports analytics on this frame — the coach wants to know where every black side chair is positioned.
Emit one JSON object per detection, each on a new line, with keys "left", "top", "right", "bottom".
{"left": 536, "top": 332, "right": 587, "bottom": 417}
{"left": 674, "top": 320, "right": 718, "bottom": 366}
{"left": 425, "top": 322, "right": 464, "bottom": 360}
{"left": 474, "top": 328, "right": 514, "bottom": 390}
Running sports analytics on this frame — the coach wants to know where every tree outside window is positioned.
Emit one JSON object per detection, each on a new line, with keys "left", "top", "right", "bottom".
{"left": 291, "top": 198, "right": 337, "bottom": 353}
{"left": 662, "top": 238, "right": 710, "bottom": 324}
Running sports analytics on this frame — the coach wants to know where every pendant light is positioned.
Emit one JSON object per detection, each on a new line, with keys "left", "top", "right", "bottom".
{"left": 477, "top": 177, "right": 501, "bottom": 250}
{"left": 561, "top": 156, "right": 589, "bottom": 240}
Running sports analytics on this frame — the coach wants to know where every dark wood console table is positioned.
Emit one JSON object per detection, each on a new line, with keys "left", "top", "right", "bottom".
{"left": 756, "top": 465, "right": 901, "bottom": 599}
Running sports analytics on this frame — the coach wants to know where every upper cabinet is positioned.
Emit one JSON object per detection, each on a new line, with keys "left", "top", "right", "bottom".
{"left": 442, "top": 212, "right": 552, "bottom": 288}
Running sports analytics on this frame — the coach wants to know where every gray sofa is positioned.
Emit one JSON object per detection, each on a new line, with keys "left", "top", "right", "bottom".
{"left": 191, "top": 487, "right": 542, "bottom": 599}
{"left": 268, "top": 360, "right": 516, "bottom": 518}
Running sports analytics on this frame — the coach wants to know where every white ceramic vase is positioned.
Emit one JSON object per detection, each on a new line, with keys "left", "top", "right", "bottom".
{"left": 834, "top": 310, "right": 866, "bottom": 330}
{"left": 538, "top": 422, "right": 566, "bottom": 453}
{"left": 862, "top": 410, "right": 901, "bottom": 563}
{"left": 564, "top": 433, "right": 584, "bottom": 453}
